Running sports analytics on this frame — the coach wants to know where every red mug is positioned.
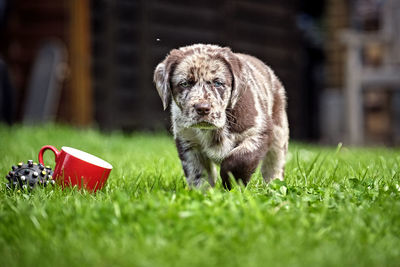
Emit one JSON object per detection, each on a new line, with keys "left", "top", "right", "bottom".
{"left": 38, "top": 145, "right": 112, "bottom": 192}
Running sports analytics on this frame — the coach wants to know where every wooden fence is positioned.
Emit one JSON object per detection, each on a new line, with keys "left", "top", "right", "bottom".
{"left": 2, "top": 0, "right": 307, "bottom": 138}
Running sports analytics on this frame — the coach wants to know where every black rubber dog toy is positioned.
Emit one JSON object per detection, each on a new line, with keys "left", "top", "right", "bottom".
{"left": 5, "top": 160, "right": 55, "bottom": 190}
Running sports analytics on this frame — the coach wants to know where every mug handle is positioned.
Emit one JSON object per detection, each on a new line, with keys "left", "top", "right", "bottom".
{"left": 38, "top": 145, "right": 61, "bottom": 166}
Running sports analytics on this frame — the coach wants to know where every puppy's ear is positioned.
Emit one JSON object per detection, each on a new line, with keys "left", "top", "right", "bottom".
{"left": 153, "top": 49, "right": 183, "bottom": 110}
{"left": 221, "top": 47, "right": 246, "bottom": 109}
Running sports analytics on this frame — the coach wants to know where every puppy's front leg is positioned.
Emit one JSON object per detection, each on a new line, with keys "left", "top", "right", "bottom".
{"left": 220, "top": 136, "right": 268, "bottom": 190}
{"left": 175, "top": 138, "right": 215, "bottom": 188}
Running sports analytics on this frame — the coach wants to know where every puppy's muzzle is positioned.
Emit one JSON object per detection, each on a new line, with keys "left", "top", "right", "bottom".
{"left": 194, "top": 102, "right": 211, "bottom": 116}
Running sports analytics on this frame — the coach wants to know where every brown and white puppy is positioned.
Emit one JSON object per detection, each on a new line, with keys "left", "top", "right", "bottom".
{"left": 154, "top": 44, "right": 289, "bottom": 189}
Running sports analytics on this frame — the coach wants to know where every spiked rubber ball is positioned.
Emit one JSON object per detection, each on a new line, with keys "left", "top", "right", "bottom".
{"left": 5, "top": 160, "right": 55, "bottom": 190}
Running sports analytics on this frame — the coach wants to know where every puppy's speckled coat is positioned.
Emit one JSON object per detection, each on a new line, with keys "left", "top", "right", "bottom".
{"left": 154, "top": 44, "right": 289, "bottom": 189}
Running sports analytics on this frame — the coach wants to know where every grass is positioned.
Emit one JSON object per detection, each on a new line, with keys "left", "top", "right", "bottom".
{"left": 0, "top": 124, "right": 400, "bottom": 267}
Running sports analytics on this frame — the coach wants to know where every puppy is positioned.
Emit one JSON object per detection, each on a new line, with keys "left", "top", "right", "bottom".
{"left": 154, "top": 44, "right": 289, "bottom": 189}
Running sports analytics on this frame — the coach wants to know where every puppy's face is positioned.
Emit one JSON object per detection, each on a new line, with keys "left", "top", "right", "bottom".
{"left": 170, "top": 55, "right": 232, "bottom": 129}
{"left": 154, "top": 44, "right": 244, "bottom": 130}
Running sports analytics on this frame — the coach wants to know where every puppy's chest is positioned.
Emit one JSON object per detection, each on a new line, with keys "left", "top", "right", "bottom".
{"left": 181, "top": 129, "right": 235, "bottom": 162}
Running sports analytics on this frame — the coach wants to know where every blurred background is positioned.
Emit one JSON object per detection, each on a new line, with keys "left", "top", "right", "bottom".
{"left": 0, "top": 0, "right": 399, "bottom": 146}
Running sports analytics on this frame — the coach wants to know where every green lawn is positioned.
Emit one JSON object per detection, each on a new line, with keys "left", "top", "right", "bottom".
{"left": 0, "top": 124, "right": 400, "bottom": 267}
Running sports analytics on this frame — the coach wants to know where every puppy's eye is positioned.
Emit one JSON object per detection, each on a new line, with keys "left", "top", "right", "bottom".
{"left": 179, "top": 81, "right": 192, "bottom": 88}
{"left": 213, "top": 80, "right": 224, "bottom": 88}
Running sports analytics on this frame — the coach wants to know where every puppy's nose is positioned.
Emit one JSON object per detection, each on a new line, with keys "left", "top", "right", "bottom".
{"left": 194, "top": 102, "right": 211, "bottom": 116}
